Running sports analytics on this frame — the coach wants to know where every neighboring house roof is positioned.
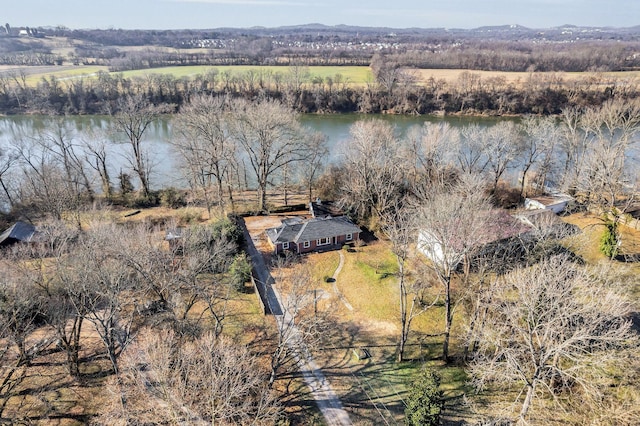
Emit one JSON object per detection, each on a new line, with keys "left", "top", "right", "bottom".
{"left": 525, "top": 194, "right": 573, "bottom": 214}
{"left": 0, "top": 221, "right": 37, "bottom": 246}
{"left": 267, "top": 216, "right": 361, "bottom": 245}
{"left": 418, "top": 209, "right": 533, "bottom": 267}
{"left": 479, "top": 210, "right": 532, "bottom": 245}
{"left": 514, "top": 209, "right": 579, "bottom": 237}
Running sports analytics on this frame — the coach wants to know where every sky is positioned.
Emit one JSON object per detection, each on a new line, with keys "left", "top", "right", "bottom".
{"left": 3, "top": 0, "right": 639, "bottom": 30}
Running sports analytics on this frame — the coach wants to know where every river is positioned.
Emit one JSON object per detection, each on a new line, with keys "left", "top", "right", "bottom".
{"left": 0, "top": 114, "right": 511, "bottom": 190}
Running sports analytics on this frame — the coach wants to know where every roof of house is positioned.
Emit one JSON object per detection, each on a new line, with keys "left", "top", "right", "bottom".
{"left": 526, "top": 194, "right": 573, "bottom": 207}
{"left": 267, "top": 216, "right": 361, "bottom": 245}
{"left": 0, "top": 221, "right": 37, "bottom": 245}
{"left": 419, "top": 209, "right": 533, "bottom": 254}
{"left": 514, "top": 209, "right": 580, "bottom": 237}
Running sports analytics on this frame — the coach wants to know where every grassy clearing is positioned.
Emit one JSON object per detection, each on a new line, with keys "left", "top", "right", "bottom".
{"left": 293, "top": 236, "right": 469, "bottom": 424}
{"left": 121, "top": 65, "right": 374, "bottom": 84}
{"left": 20, "top": 65, "right": 108, "bottom": 85}
{"left": 11, "top": 64, "right": 373, "bottom": 86}
{"left": 12, "top": 62, "right": 640, "bottom": 91}
{"left": 563, "top": 212, "right": 640, "bottom": 300}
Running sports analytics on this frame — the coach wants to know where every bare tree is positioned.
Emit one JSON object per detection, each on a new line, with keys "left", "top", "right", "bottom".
{"left": 12, "top": 135, "right": 85, "bottom": 223}
{"left": 339, "top": 119, "right": 406, "bottom": 224}
{"left": 578, "top": 99, "right": 640, "bottom": 211}
{"left": 80, "top": 128, "right": 113, "bottom": 199}
{"left": 173, "top": 95, "right": 236, "bottom": 216}
{"left": 168, "top": 223, "right": 237, "bottom": 337}
{"left": 298, "top": 130, "right": 328, "bottom": 202}
{"left": 0, "top": 269, "right": 47, "bottom": 418}
{"left": 482, "top": 121, "right": 520, "bottom": 195}
{"left": 109, "top": 93, "right": 172, "bottom": 197}
{"left": 111, "top": 329, "right": 281, "bottom": 425}
{"left": 416, "top": 176, "right": 493, "bottom": 362}
{"left": 71, "top": 222, "right": 141, "bottom": 375}
{"left": 34, "top": 221, "right": 86, "bottom": 377}
{"left": 406, "top": 121, "right": 458, "bottom": 188}
{"left": 0, "top": 147, "right": 18, "bottom": 208}
{"left": 0, "top": 267, "right": 45, "bottom": 368}
{"left": 229, "top": 98, "right": 309, "bottom": 212}
{"left": 557, "top": 106, "right": 590, "bottom": 194}
{"left": 455, "top": 124, "right": 488, "bottom": 175}
{"left": 380, "top": 199, "right": 438, "bottom": 362}
{"left": 35, "top": 117, "right": 95, "bottom": 203}
{"left": 468, "top": 255, "right": 637, "bottom": 423}
{"left": 517, "top": 116, "right": 559, "bottom": 198}
{"left": 565, "top": 100, "right": 640, "bottom": 258}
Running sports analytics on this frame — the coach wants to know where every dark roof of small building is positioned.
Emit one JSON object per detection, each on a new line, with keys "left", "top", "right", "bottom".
{"left": 0, "top": 221, "right": 37, "bottom": 246}
{"left": 309, "top": 200, "right": 344, "bottom": 218}
{"left": 267, "top": 216, "right": 361, "bottom": 245}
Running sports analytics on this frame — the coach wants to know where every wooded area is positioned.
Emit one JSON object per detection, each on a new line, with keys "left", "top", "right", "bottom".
{"left": 0, "top": 22, "right": 639, "bottom": 425}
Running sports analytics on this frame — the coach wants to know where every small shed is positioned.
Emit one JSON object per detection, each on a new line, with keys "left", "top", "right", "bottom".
{"left": 0, "top": 221, "right": 38, "bottom": 247}
{"left": 309, "top": 199, "right": 344, "bottom": 218}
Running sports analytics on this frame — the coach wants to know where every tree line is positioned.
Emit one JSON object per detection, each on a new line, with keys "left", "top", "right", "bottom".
{"left": 5, "top": 24, "right": 640, "bottom": 71}
{"left": 1, "top": 64, "right": 639, "bottom": 116}
{"left": 1, "top": 95, "right": 637, "bottom": 231}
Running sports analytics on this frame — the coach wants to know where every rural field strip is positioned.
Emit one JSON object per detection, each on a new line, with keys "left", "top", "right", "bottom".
{"left": 241, "top": 221, "right": 352, "bottom": 426}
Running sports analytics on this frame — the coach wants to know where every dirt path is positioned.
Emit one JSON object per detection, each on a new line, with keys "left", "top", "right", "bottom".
{"left": 332, "top": 251, "right": 354, "bottom": 311}
{"left": 240, "top": 219, "right": 352, "bottom": 426}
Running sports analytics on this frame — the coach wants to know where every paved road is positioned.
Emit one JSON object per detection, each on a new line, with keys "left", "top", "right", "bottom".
{"left": 241, "top": 220, "right": 352, "bottom": 426}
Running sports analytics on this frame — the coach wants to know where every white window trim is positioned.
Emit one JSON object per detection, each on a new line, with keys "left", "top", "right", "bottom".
{"left": 282, "top": 242, "right": 289, "bottom": 250}
{"left": 346, "top": 233, "right": 353, "bottom": 241}
{"left": 317, "top": 237, "right": 331, "bottom": 246}
{"left": 303, "top": 241, "right": 310, "bottom": 249}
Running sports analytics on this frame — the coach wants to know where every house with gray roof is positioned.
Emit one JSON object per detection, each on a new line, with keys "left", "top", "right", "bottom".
{"left": 266, "top": 216, "right": 361, "bottom": 254}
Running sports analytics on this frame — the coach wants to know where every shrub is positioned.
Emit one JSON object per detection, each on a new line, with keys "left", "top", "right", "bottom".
{"left": 599, "top": 219, "right": 620, "bottom": 259}
{"left": 131, "top": 192, "right": 160, "bottom": 208}
{"left": 176, "top": 208, "right": 202, "bottom": 225}
{"left": 229, "top": 254, "right": 252, "bottom": 292}
{"left": 404, "top": 366, "right": 444, "bottom": 426}
{"left": 159, "top": 187, "right": 187, "bottom": 209}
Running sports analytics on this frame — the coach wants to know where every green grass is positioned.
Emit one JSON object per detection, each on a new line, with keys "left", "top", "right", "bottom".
{"left": 21, "top": 64, "right": 373, "bottom": 86}
{"left": 23, "top": 65, "right": 108, "bottom": 85}
{"left": 336, "top": 243, "right": 399, "bottom": 321}
{"left": 308, "top": 250, "right": 341, "bottom": 283}
{"left": 120, "top": 65, "right": 373, "bottom": 84}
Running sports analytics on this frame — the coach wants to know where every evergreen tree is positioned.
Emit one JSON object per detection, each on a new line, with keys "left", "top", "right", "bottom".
{"left": 405, "top": 366, "right": 444, "bottom": 426}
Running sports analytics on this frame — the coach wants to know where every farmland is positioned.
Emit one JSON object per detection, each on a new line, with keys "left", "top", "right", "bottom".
{"left": 5, "top": 63, "right": 640, "bottom": 89}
